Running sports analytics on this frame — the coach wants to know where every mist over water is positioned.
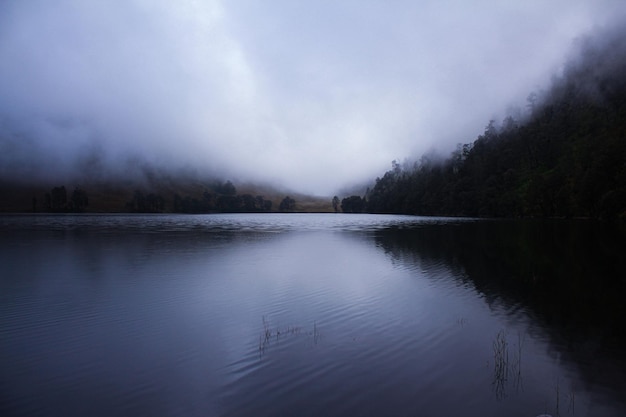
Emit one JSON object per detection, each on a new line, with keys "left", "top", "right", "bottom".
{"left": 1, "top": 1, "right": 625, "bottom": 194}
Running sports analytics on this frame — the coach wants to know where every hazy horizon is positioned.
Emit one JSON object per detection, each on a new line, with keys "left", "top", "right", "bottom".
{"left": 1, "top": 0, "right": 624, "bottom": 195}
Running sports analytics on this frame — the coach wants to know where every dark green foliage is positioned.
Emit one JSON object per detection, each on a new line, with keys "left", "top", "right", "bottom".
{"left": 279, "top": 196, "right": 296, "bottom": 212}
{"left": 341, "top": 195, "right": 366, "bottom": 213}
{"left": 45, "top": 186, "right": 67, "bottom": 212}
{"left": 172, "top": 190, "right": 215, "bottom": 213}
{"left": 43, "top": 185, "right": 89, "bottom": 212}
{"left": 261, "top": 196, "right": 273, "bottom": 212}
{"left": 126, "top": 190, "right": 165, "bottom": 213}
{"left": 365, "top": 28, "right": 626, "bottom": 220}
{"left": 213, "top": 180, "right": 237, "bottom": 196}
{"left": 172, "top": 189, "right": 273, "bottom": 214}
{"left": 146, "top": 178, "right": 274, "bottom": 214}
{"left": 332, "top": 196, "right": 340, "bottom": 212}
{"left": 71, "top": 187, "right": 89, "bottom": 212}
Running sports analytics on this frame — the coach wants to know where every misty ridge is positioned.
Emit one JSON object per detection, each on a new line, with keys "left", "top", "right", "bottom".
{"left": 0, "top": 20, "right": 625, "bottom": 217}
{"left": 342, "top": 23, "right": 626, "bottom": 220}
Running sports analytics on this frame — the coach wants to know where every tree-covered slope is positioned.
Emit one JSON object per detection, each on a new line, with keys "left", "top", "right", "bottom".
{"left": 366, "top": 26, "right": 626, "bottom": 219}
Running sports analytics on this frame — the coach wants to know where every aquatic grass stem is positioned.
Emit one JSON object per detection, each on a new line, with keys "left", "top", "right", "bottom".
{"left": 258, "top": 316, "right": 320, "bottom": 357}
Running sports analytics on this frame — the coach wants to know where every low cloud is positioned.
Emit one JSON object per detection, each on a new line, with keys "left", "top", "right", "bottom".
{"left": 1, "top": 0, "right": 624, "bottom": 194}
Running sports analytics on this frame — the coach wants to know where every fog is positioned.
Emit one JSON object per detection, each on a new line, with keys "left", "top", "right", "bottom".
{"left": 0, "top": 0, "right": 624, "bottom": 195}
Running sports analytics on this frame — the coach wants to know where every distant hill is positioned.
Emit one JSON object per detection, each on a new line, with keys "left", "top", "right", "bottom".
{"left": 0, "top": 171, "right": 333, "bottom": 213}
{"left": 361, "top": 25, "right": 626, "bottom": 220}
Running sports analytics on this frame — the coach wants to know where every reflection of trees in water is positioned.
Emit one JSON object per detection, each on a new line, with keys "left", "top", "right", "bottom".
{"left": 372, "top": 220, "right": 626, "bottom": 399}
{"left": 374, "top": 220, "right": 626, "bottom": 340}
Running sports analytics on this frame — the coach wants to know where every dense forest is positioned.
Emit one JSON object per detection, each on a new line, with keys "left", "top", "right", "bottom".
{"left": 357, "top": 26, "right": 626, "bottom": 220}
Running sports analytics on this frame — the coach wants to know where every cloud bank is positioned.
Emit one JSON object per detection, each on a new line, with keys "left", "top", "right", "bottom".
{"left": 0, "top": 0, "right": 624, "bottom": 194}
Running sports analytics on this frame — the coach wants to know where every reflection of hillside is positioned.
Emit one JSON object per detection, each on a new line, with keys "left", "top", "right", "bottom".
{"left": 373, "top": 220, "right": 626, "bottom": 395}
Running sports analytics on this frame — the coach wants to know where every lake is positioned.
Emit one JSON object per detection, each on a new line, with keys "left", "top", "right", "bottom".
{"left": 1, "top": 213, "right": 625, "bottom": 417}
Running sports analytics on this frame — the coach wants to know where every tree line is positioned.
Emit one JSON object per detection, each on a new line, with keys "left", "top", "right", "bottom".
{"left": 336, "top": 26, "right": 626, "bottom": 220}
{"left": 37, "top": 186, "right": 89, "bottom": 213}
{"left": 126, "top": 181, "right": 297, "bottom": 213}
{"left": 35, "top": 181, "right": 297, "bottom": 214}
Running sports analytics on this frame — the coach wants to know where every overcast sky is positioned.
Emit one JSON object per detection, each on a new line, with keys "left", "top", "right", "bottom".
{"left": 0, "top": 0, "right": 624, "bottom": 195}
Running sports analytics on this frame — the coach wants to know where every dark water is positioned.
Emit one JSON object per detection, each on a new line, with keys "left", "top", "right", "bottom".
{"left": 1, "top": 213, "right": 625, "bottom": 417}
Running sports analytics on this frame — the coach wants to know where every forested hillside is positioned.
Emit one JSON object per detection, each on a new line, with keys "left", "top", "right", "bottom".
{"left": 365, "top": 26, "right": 626, "bottom": 220}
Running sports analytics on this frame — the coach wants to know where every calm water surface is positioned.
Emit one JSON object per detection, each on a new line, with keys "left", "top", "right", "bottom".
{"left": 1, "top": 213, "right": 625, "bottom": 417}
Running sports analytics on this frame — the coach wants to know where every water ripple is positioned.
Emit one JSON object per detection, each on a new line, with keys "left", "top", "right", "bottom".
{"left": 0, "top": 213, "right": 478, "bottom": 235}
